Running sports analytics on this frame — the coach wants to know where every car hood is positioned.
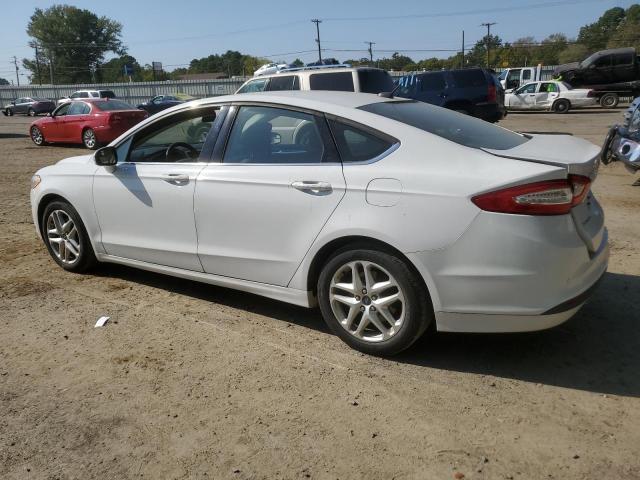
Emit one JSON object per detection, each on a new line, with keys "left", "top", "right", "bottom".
{"left": 482, "top": 133, "right": 601, "bottom": 179}
{"left": 57, "top": 154, "right": 94, "bottom": 166}
{"left": 553, "top": 62, "right": 580, "bottom": 76}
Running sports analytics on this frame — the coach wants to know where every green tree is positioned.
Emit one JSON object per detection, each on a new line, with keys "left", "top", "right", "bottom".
{"left": 577, "top": 6, "right": 626, "bottom": 51}
{"left": 557, "top": 43, "right": 589, "bottom": 64}
{"left": 22, "top": 4, "right": 125, "bottom": 84}
{"left": 291, "top": 58, "right": 304, "bottom": 67}
{"left": 607, "top": 5, "right": 640, "bottom": 50}
{"left": 377, "top": 53, "right": 415, "bottom": 71}
{"left": 99, "top": 54, "right": 142, "bottom": 82}
{"left": 0, "top": 77, "right": 9, "bottom": 85}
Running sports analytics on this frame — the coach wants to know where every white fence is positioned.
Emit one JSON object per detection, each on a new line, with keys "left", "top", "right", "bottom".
{"left": 0, "top": 78, "right": 248, "bottom": 108}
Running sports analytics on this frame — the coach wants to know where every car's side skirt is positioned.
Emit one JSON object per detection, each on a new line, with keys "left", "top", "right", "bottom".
{"left": 97, "top": 254, "right": 316, "bottom": 308}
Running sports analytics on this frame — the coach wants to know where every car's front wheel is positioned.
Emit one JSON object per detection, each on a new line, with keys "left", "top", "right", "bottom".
{"left": 41, "top": 200, "right": 97, "bottom": 272}
{"left": 318, "top": 248, "right": 432, "bottom": 356}
{"left": 6, "top": 108, "right": 13, "bottom": 116}
{"left": 28, "top": 107, "right": 36, "bottom": 117}
{"left": 30, "top": 126, "right": 45, "bottom": 146}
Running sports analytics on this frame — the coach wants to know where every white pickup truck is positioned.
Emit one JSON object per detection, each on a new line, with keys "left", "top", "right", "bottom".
{"left": 498, "top": 66, "right": 543, "bottom": 90}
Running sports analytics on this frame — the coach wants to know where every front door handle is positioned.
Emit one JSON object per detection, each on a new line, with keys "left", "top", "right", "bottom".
{"left": 291, "top": 181, "right": 332, "bottom": 195}
{"left": 161, "top": 173, "right": 189, "bottom": 184}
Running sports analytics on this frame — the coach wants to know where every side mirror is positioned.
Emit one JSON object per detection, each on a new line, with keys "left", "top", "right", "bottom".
{"left": 94, "top": 146, "right": 117, "bottom": 166}
{"left": 505, "top": 89, "right": 514, "bottom": 94}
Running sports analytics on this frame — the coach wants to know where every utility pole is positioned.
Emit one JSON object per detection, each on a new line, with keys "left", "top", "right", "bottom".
{"left": 47, "top": 49, "right": 55, "bottom": 85}
{"left": 12, "top": 56, "right": 20, "bottom": 86}
{"left": 34, "top": 45, "right": 42, "bottom": 85}
{"left": 480, "top": 22, "right": 496, "bottom": 68}
{"left": 365, "top": 41, "right": 375, "bottom": 64}
{"left": 461, "top": 31, "right": 465, "bottom": 69}
{"left": 311, "top": 19, "right": 322, "bottom": 63}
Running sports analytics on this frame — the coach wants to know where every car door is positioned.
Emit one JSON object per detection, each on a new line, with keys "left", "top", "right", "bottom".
{"left": 613, "top": 52, "right": 635, "bottom": 82}
{"left": 534, "top": 82, "right": 559, "bottom": 109}
{"left": 60, "top": 102, "right": 89, "bottom": 142}
{"left": 194, "top": 104, "right": 346, "bottom": 286}
{"left": 512, "top": 83, "right": 538, "bottom": 109}
{"left": 41, "top": 103, "right": 70, "bottom": 140}
{"left": 15, "top": 98, "right": 28, "bottom": 114}
{"left": 92, "top": 105, "right": 224, "bottom": 271}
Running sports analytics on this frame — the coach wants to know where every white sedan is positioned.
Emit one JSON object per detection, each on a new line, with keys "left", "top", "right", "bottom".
{"left": 30, "top": 91, "right": 608, "bottom": 355}
{"left": 505, "top": 81, "right": 597, "bottom": 113}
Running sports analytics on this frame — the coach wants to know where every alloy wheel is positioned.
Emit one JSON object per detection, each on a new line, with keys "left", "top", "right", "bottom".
{"left": 83, "top": 129, "right": 96, "bottom": 149}
{"left": 46, "top": 210, "right": 81, "bottom": 265}
{"left": 31, "top": 126, "right": 43, "bottom": 145}
{"left": 329, "top": 260, "right": 405, "bottom": 343}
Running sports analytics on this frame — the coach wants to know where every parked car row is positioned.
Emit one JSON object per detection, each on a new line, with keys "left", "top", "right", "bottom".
{"left": 3, "top": 97, "right": 56, "bottom": 116}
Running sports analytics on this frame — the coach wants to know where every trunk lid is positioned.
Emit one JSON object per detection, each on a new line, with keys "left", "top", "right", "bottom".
{"left": 108, "top": 109, "right": 147, "bottom": 128}
{"left": 483, "top": 133, "right": 605, "bottom": 254}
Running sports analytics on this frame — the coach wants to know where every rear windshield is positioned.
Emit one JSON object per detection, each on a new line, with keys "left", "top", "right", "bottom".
{"left": 450, "top": 69, "right": 487, "bottom": 88}
{"left": 94, "top": 100, "right": 134, "bottom": 111}
{"left": 357, "top": 70, "right": 394, "bottom": 94}
{"left": 359, "top": 100, "right": 529, "bottom": 150}
{"left": 99, "top": 90, "right": 116, "bottom": 98}
{"left": 309, "top": 72, "right": 354, "bottom": 92}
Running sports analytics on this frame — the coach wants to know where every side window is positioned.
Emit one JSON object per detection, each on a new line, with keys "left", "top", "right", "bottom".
{"left": 451, "top": 70, "right": 486, "bottom": 88}
{"left": 613, "top": 53, "right": 633, "bottom": 66}
{"left": 90, "top": 92, "right": 99, "bottom": 98}
{"left": 517, "top": 83, "right": 537, "bottom": 94}
{"left": 237, "top": 78, "right": 268, "bottom": 93}
{"left": 594, "top": 56, "right": 612, "bottom": 68}
{"left": 81, "top": 103, "right": 91, "bottom": 114}
{"left": 223, "top": 106, "right": 336, "bottom": 164}
{"left": 266, "top": 75, "right": 300, "bottom": 91}
{"left": 420, "top": 73, "right": 446, "bottom": 91}
{"left": 70, "top": 92, "right": 80, "bottom": 99}
{"left": 54, "top": 103, "right": 70, "bottom": 116}
{"left": 127, "top": 107, "right": 220, "bottom": 163}
{"left": 80, "top": 92, "right": 91, "bottom": 98}
{"left": 540, "top": 82, "right": 558, "bottom": 93}
{"left": 67, "top": 102, "right": 85, "bottom": 115}
{"left": 328, "top": 119, "right": 395, "bottom": 163}
{"left": 152, "top": 96, "right": 163, "bottom": 104}
{"left": 522, "top": 69, "right": 532, "bottom": 81}
{"left": 309, "top": 72, "right": 354, "bottom": 92}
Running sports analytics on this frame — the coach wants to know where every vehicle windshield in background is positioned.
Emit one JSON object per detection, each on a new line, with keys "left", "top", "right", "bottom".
{"left": 358, "top": 70, "right": 395, "bottom": 94}
{"left": 359, "top": 100, "right": 529, "bottom": 150}
{"left": 94, "top": 100, "right": 135, "bottom": 111}
{"left": 100, "top": 90, "right": 116, "bottom": 98}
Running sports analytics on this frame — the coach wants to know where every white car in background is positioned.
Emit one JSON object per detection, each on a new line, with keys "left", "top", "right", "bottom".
{"left": 57, "top": 89, "right": 116, "bottom": 105}
{"left": 29, "top": 92, "right": 608, "bottom": 355}
{"left": 505, "top": 81, "right": 597, "bottom": 113}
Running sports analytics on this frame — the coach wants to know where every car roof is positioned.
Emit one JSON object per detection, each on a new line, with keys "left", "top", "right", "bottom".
{"left": 187, "top": 90, "right": 399, "bottom": 111}
{"left": 252, "top": 66, "right": 385, "bottom": 79}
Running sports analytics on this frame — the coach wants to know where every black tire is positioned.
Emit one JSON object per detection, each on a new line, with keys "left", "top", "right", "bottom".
{"left": 82, "top": 128, "right": 98, "bottom": 150}
{"left": 552, "top": 99, "right": 570, "bottom": 114}
{"left": 599, "top": 93, "right": 619, "bottom": 108}
{"left": 41, "top": 200, "right": 98, "bottom": 273}
{"left": 6, "top": 108, "right": 13, "bottom": 116}
{"left": 28, "top": 107, "right": 36, "bottom": 117}
{"left": 317, "top": 248, "right": 433, "bottom": 356}
{"left": 30, "top": 126, "right": 45, "bottom": 146}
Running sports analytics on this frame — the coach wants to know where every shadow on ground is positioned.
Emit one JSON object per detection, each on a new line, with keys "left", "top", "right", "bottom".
{"left": 96, "top": 265, "right": 639, "bottom": 397}
{"left": 399, "top": 272, "right": 640, "bottom": 397}
{"left": 0, "top": 133, "right": 29, "bottom": 139}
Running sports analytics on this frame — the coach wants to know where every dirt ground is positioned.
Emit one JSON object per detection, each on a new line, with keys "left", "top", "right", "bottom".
{"left": 1, "top": 107, "right": 639, "bottom": 480}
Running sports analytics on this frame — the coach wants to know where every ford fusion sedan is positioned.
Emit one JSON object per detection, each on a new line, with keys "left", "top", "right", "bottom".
{"left": 505, "top": 81, "right": 597, "bottom": 113}
{"left": 29, "top": 91, "right": 608, "bottom": 355}
{"left": 30, "top": 99, "right": 147, "bottom": 149}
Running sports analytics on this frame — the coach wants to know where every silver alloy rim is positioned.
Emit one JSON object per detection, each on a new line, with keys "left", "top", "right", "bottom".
{"left": 46, "top": 210, "right": 81, "bottom": 265}
{"left": 29, "top": 109, "right": 35, "bottom": 116}
{"left": 31, "top": 127, "right": 43, "bottom": 145}
{"left": 329, "top": 260, "right": 406, "bottom": 343}
{"left": 83, "top": 129, "right": 96, "bottom": 148}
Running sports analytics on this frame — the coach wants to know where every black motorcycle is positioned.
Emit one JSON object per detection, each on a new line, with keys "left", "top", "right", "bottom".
{"left": 601, "top": 98, "right": 640, "bottom": 185}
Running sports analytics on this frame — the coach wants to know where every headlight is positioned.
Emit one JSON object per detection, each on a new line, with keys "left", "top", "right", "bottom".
{"left": 31, "top": 175, "right": 41, "bottom": 189}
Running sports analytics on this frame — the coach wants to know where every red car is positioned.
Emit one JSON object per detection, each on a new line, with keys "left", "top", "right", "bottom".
{"left": 29, "top": 99, "right": 148, "bottom": 149}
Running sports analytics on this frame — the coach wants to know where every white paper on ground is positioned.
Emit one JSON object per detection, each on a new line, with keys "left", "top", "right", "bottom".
{"left": 95, "top": 316, "right": 110, "bottom": 328}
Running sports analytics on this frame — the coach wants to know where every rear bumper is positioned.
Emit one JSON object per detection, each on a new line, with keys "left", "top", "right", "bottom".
{"left": 474, "top": 103, "right": 507, "bottom": 122}
{"left": 407, "top": 211, "right": 609, "bottom": 333}
{"left": 93, "top": 124, "right": 130, "bottom": 143}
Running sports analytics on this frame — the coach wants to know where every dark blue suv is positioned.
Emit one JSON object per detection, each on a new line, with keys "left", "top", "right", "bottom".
{"left": 395, "top": 68, "right": 506, "bottom": 123}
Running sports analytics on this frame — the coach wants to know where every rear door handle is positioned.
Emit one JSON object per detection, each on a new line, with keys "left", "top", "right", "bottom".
{"left": 291, "top": 181, "right": 332, "bottom": 194}
{"left": 161, "top": 173, "right": 189, "bottom": 184}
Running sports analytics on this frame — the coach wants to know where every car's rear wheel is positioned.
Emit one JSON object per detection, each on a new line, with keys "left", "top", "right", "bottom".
{"left": 552, "top": 99, "right": 570, "bottom": 113}
{"left": 30, "top": 126, "right": 45, "bottom": 146}
{"left": 599, "top": 93, "right": 619, "bottom": 108}
{"left": 318, "top": 248, "right": 432, "bottom": 356}
{"left": 28, "top": 107, "right": 36, "bottom": 117}
{"left": 82, "top": 128, "right": 98, "bottom": 149}
{"left": 42, "top": 201, "right": 97, "bottom": 272}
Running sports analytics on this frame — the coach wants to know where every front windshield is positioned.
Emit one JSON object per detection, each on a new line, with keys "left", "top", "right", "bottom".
{"left": 359, "top": 100, "right": 529, "bottom": 150}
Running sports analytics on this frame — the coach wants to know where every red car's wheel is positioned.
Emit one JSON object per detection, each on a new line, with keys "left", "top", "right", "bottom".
{"left": 82, "top": 128, "right": 98, "bottom": 150}
{"left": 30, "top": 126, "right": 45, "bottom": 146}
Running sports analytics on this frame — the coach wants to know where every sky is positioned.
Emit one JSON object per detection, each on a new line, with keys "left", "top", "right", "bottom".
{"left": 0, "top": 0, "right": 636, "bottom": 80}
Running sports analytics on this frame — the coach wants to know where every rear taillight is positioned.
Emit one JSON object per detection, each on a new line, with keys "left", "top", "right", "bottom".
{"left": 488, "top": 84, "right": 497, "bottom": 103}
{"left": 472, "top": 175, "right": 591, "bottom": 215}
